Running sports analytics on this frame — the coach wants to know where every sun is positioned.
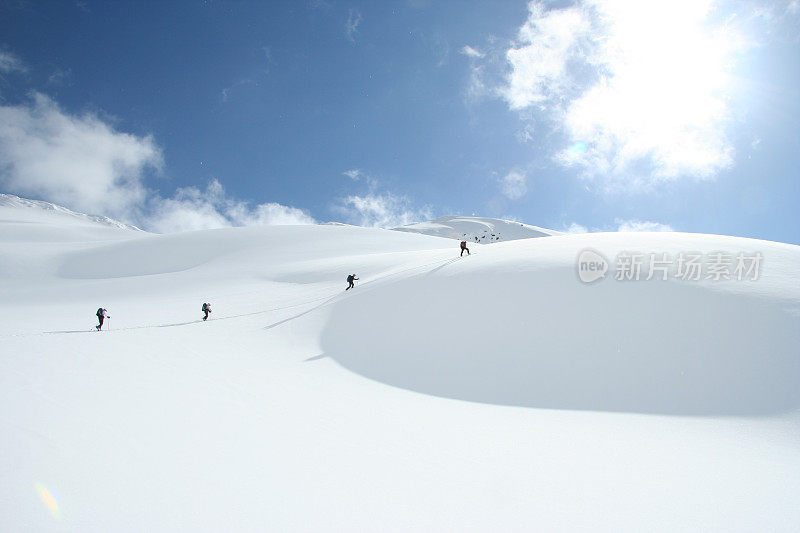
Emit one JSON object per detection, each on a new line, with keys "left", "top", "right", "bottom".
{"left": 563, "top": 0, "right": 742, "bottom": 179}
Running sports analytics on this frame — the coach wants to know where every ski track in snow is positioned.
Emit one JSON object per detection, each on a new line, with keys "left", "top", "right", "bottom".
{"left": 2, "top": 254, "right": 465, "bottom": 337}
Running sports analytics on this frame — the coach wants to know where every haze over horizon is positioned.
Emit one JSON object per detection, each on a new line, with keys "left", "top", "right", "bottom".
{"left": 0, "top": 1, "right": 798, "bottom": 243}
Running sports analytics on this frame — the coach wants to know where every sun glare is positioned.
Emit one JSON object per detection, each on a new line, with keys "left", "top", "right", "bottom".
{"left": 34, "top": 483, "right": 61, "bottom": 520}
{"left": 565, "top": 0, "right": 741, "bottom": 178}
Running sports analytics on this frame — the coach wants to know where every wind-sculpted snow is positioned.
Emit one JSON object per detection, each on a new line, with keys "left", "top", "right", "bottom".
{"left": 323, "top": 233, "right": 800, "bottom": 415}
{"left": 322, "top": 262, "right": 800, "bottom": 415}
{"left": 56, "top": 225, "right": 454, "bottom": 279}
{"left": 2, "top": 199, "right": 800, "bottom": 531}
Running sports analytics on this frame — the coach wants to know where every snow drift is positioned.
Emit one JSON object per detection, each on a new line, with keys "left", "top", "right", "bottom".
{"left": 323, "top": 233, "right": 800, "bottom": 415}
{"left": 2, "top": 198, "right": 800, "bottom": 532}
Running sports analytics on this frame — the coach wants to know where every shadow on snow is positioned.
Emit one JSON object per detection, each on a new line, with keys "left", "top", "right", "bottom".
{"left": 320, "top": 271, "right": 800, "bottom": 416}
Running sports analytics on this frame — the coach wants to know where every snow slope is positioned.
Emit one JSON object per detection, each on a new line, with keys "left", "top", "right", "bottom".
{"left": 0, "top": 193, "right": 142, "bottom": 233}
{"left": 392, "top": 214, "right": 561, "bottom": 243}
{"left": 1, "top": 199, "right": 799, "bottom": 532}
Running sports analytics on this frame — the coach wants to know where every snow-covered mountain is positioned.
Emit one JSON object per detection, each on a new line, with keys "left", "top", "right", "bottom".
{"left": 1, "top": 196, "right": 799, "bottom": 531}
{"left": 392, "top": 214, "right": 562, "bottom": 243}
{"left": 0, "top": 193, "right": 143, "bottom": 232}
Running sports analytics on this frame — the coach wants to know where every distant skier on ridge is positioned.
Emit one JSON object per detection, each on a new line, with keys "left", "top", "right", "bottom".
{"left": 460, "top": 240, "right": 470, "bottom": 256}
{"left": 95, "top": 307, "right": 110, "bottom": 330}
{"left": 202, "top": 302, "right": 212, "bottom": 321}
{"left": 346, "top": 274, "right": 358, "bottom": 290}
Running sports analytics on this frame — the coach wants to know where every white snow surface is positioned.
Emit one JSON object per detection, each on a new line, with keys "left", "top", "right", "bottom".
{"left": 0, "top": 193, "right": 143, "bottom": 234}
{"left": 1, "top": 200, "right": 800, "bottom": 532}
{"left": 392, "top": 214, "right": 561, "bottom": 242}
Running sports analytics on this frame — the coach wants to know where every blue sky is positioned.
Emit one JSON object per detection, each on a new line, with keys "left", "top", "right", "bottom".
{"left": 0, "top": 0, "right": 798, "bottom": 243}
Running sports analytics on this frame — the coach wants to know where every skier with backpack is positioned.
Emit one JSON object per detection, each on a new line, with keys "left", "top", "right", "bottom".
{"left": 345, "top": 274, "right": 358, "bottom": 290}
{"left": 460, "top": 241, "right": 470, "bottom": 256}
{"left": 95, "top": 308, "right": 110, "bottom": 330}
{"left": 202, "top": 302, "right": 211, "bottom": 321}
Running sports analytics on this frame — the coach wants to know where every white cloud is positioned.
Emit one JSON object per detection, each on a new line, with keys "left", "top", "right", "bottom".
{"left": 462, "top": 44, "right": 498, "bottom": 104}
{"left": 239, "top": 202, "right": 315, "bottom": 226}
{"left": 346, "top": 9, "right": 363, "bottom": 42}
{"left": 493, "top": 0, "right": 746, "bottom": 185}
{"left": 465, "top": 63, "right": 489, "bottom": 103}
{"left": 0, "top": 93, "right": 160, "bottom": 219}
{"left": 0, "top": 93, "right": 315, "bottom": 233}
{"left": 334, "top": 169, "right": 431, "bottom": 227}
{"left": 342, "top": 168, "right": 380, "bottom": 190}
{"left": 500, "top": 2, "right": 590, "bottom": 110}
{"left": 430, "top": 34, "right": 450, "bottom": 67}
{"left": 516, "top": 123, "right": 535, "bottom": 143}
{"left": 148, "top": 181, "right": 229, "bottom": 232}
{"left": 565, "top": 219, "right": 673, "bottom": 232}
{"left": 47, "top": 68, "right": 72, "bottom": 87}
{"left": 220, "top": 78, "right": 253, "bottom": 103}
{"left": 565, "top": 222, "right": 588, "bottom": 233}
{"left": 148, "top": 179, "right": 315, "bottom": 233}
{"left": 499, "top": 170, "right": 528, "bottom": 200}
{"left": 334, "top": 192, "right": 433, "bottom": 228}
{"left": 461, "top": 45, "right": 485, "bottom": 59}
{"left": 343, "top": 169, "right": 363, "bottom": 180}
{"left": 0, "top": 51, "right": 26, "bottom": 74}
{"left": 615, "top": 219, "right": 674, "bottom": 232}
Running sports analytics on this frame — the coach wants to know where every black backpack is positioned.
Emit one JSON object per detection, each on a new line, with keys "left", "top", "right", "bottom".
{"left": 96, "top": 308, "right": 103, "bottom": 317}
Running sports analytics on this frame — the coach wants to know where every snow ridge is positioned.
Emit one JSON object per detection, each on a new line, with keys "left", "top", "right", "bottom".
{"left": 0, "top": 193, "right": 143, "bottom": 231}
{"left": 392, "top": 214, "right": 561, "bottom": 243}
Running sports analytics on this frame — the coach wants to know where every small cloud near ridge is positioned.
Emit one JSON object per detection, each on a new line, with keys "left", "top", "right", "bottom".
{"left": 0, "top": 93, "right": 315, "bottom": 233}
